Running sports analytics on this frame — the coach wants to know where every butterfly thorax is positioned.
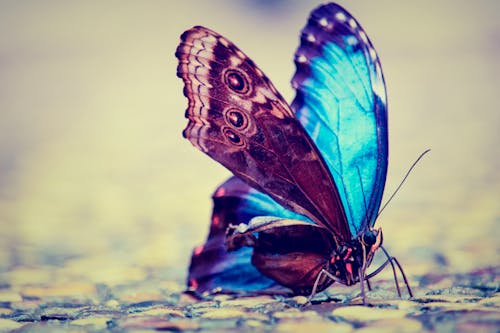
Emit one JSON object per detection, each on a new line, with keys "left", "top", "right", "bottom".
{"left": 326, "top": 228, "right": 383, "bottom": 286}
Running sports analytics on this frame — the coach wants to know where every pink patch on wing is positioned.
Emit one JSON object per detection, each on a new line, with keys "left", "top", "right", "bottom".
{"left": 212, "top": 215, "right": 220, "bottom": 226}
{"left": 189, "top": 278, "right": 198, "bottom": 289}
{"left": 193, "top": 245, "right": 204, "bottom": 256}
{"left": 214, "top": 187, "right": 226, "bottom": 197}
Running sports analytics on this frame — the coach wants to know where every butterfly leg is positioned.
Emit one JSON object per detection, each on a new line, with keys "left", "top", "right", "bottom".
{"left": 389, "top": 255, "right": 413, "bottom": 297}
{"left": 358, "top": 269, "right": 367, "bottom": 305}
{"left": 364, "top": 257, "right": 390, "bottom": 279}
{"left": 381, "top": 248, "right": 402, "bottom": 298}
{"left": 366, "top": 254, "right": 401, "bottom": 297}
{"left": 365, "top": 247, "right": 413, "bottom": 298}
{"left": 306, "top": 269, "right": 326, "bottom": 305}
{"left": 306, "top": 269, "right": 344, "bottom": 305}
{"left": 366, "top": 278, "right": 372, "bottom": 291}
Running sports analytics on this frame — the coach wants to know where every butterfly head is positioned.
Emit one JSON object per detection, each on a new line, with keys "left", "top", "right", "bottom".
{"left": 361, "top": 227, "right": 383, "bottom": 254}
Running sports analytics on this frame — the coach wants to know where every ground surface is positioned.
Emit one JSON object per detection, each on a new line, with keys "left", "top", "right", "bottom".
{"left": 0, "top": 265, "right": 498, "bottom": 332}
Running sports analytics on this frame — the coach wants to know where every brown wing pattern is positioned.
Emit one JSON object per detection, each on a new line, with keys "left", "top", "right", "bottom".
{"left": 176, "top": 26, "right": 349, "bottom": 239}
{"left": 226, "top": 217, "right": 336, "bottom": 294}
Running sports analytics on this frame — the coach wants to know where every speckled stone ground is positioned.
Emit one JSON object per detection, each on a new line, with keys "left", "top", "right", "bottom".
{"left": 0, "top": 265, "right": 498, "bottom": 332}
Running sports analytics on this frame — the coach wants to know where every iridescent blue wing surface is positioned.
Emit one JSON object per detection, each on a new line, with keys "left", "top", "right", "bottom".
{"left": 187, "top": 177, "right": 311, "bottom": 295}
{"left": 291, "top": 3, "right": 388, "bottom": 236}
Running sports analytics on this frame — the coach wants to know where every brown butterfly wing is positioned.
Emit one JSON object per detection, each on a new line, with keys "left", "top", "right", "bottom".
{"left": 226, "top": 217, "right": 335, "bottom": 294}
{"left": 176, "top": 26, "right": 349, "bottom": 240}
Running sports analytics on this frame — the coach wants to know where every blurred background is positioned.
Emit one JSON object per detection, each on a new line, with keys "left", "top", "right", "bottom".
{"left": 0, "top": 0, "right": 498, "bottom": 286}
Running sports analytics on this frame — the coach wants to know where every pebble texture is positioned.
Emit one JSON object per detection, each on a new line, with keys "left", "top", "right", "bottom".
{"left": 0, "top": 266, "right": 498, "bottom": 332}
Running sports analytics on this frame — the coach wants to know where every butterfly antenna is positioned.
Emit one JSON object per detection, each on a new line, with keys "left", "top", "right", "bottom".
{"left": 377, "top": 149, "right": 431, "bottom": 218}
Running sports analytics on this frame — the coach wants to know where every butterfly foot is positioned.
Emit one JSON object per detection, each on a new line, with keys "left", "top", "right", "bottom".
{"left": 303, "top": 295, "right": 314, "bottom": 308}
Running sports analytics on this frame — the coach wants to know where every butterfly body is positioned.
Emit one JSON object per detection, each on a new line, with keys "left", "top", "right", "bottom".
{"left": 226, "top": 217, "right": 382, "bottom": 295}
{"left": 176, "top": 3, "right": 410, "bottom": 301}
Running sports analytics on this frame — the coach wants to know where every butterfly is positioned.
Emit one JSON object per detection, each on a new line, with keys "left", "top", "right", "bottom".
{"left": 176, "top": 2, "right": 413, "bottom": 303}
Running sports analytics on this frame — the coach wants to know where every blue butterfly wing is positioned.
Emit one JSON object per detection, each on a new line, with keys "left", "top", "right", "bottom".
{"left": 291, "top": 3, "right": 388, "bottom": 237}
{"left": 187, "top": 176, "right": 311, "bottom": 295}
